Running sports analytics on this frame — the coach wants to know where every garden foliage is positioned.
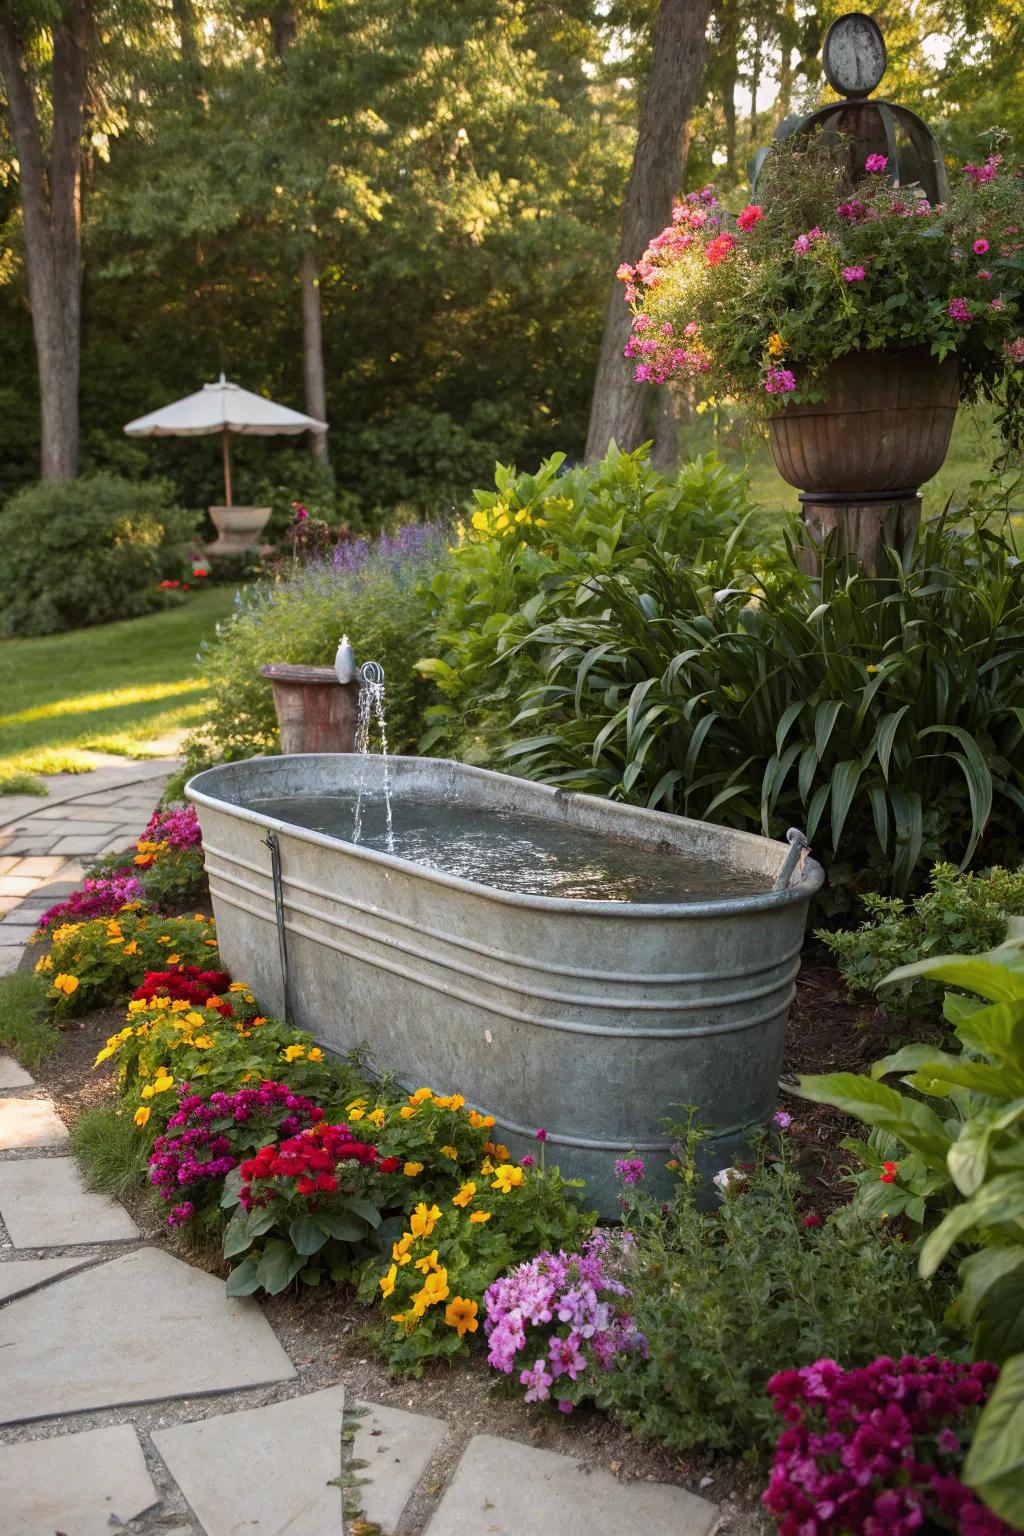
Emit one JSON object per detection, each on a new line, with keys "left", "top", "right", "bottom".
{"left": 505, "top": 499, "right": 1024, "bottom": 894}
{"left": 0, "top": 474, "right": 196, "bottom": 636}
{"left": 180, "top": 525, "right": 445, "bottom": 778}
{"left": 793, "top": 939, "right": 1024, "bottom": 1525}
{"left": 821, "top": 861, "right": 1024, "bottom": 1021}
{"left": 594, "top": 1146, "right": 952, "bottom": 1454}
{"left": 417, "top": 443, "right": 760, "bottom": 761}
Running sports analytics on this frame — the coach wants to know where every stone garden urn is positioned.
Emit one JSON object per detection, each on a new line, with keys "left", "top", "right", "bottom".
{"left": 768, "top": 348, "right": 959, "bottom": 572}
{"left": 208, "top": 505, "right": 274, "bottom": 556}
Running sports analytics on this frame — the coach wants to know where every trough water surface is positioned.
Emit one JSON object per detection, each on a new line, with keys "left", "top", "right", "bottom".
{"left": 246, "top": 792, "right": 771, "bottom": 903}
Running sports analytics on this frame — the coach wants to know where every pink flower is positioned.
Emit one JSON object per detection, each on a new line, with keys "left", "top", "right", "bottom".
{"left": 1004, "top": 337, "right": 1024, "bottom": 362}
{"left": 773, "top": 1110, "right": 793, "bottom": 1130}
{"left": 842, "top": 265, "right": 866, "bottom": 283}
{"left": 865, "top": 153, "right": 888, "bottom": 174}
{"left": 705, "top": 232, "right": 737, "bottom": 266}
{"left": 520, "top": 1155, "right": 535, "bottom": 1168}
{"left": 948, "top": 297, "right": 973, "bottom": 323}
{"left": 990, "top": 297, "right": 1006, "bottom": 311}
{"left": 737, "top": 203, "right": 763, "bottom": 231}
{"left": 519, "top": 1358, "right": 553, "bottom": 1404}
{"left": 793, "top": 233, "right": 811, "bottom": 255}
{"left": 615, "top": 263, "right": 634, "bottom": 282}
{"left": 977, "top": 270, "right": 993, "bottom": 280}
{"left": 973, "top": 238, "right": 990, "bottom": 255}
{"left": 684, "top": 320, "right": 699, "bottom": 336}
{"left": 535, "top": 1128, "right": 548, "bottom": 1142}
{"left": 765, "top": 367, "right": 797, "bottom": 395}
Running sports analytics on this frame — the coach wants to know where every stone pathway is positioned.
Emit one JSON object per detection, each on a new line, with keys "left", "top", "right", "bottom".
{"left": 0, "top": 768, "right": 722, "bottom": 1536}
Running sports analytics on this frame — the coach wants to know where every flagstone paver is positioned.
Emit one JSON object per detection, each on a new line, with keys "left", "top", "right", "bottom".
{"left": 0, "top": 1255, "right": 91, "bottom": 1303}
{"left": 352, "top": 1399, "right": 450, "bottom": 1531}
{"left": 0, "top": 1423, "right": 159, "bottom": 1536}
{"left": 423, "top": 1434, "right": 720, "bottom": 1536}
{"left": 0, "top": 1157, "right": 139, "bottom": 1247}
{"left": 154, "top": 1385, "right": 348, "bottom": 1535}
{"left": 0, "top": 1246, "right": 296, "bottom": 1425}
{"left": 0, "top": 1096, "right": 69, "bottom": 1150}
{"left": 0, "top": 1054, "right": 34, "bottom": 1089}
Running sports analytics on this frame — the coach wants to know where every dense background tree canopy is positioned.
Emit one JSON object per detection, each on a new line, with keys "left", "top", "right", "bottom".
{"left": 1, "top": 0, "right": 1021, "bottom": 520}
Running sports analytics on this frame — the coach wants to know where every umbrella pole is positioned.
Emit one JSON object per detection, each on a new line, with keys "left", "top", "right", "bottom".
{"left": 221, "top": 427, "right": 233, "bottom": 508}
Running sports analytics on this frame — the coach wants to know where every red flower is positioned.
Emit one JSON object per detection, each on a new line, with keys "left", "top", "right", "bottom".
{"left": 296, "top": 1176, "right": 316, "bottom": 1195}
{"left": 880, "top": 1161, "right": 898, "bottom": 1183}
{"left": 737, "top": 203, "right": 763, "bottom": 231}
{"left": 378, "top": 1156, "right": 400, "bottom": 1174}
{"left": 803, "top": 1212, "right": 823, "bottom": 1228}
{"left": 706, "top": 232, "right": 737, "bottom": 266}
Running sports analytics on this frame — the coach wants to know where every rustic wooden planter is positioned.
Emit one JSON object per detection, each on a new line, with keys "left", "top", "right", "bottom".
{"left": 259, "top": 664, "right": 359, "bottom": 754}
{"left": 768, "top": 347, "right": 959, "bottom": 571}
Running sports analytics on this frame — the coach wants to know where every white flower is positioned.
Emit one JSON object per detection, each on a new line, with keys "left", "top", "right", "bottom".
{"left": 712, "top": 1166, "right": 742, "bottom": 1191}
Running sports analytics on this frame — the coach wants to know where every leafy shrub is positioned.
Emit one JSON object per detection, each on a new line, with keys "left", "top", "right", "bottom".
{"left": 506, "top": 499, "right": 1024, "bottom": 895}
{"left": 0, "top": 474, "right": 196, "bottom": 636}
{"left": 417, "top": 443, "right": 763, "bottom": 761}
{"left": 821, "top": 862, "right": 1024, "bottom": 1022}
{"left": 180, "top": 524, "right": 446, "bottom": 777}
{"left": 793, "top": 938, "right": 1024, "bottom": 1526}
{"left": 36, "top": 911, "right": 221, "bottom": 1016}
{"left": 763, "top": 1356, "right": 1011, "bottom": 1536}
{"left": 598, "top": 1147, "right": 953, "bottom": 1455}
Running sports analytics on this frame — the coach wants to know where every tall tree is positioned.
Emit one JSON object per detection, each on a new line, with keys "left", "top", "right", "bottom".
{"left": 584, "top": 0, "right": 713, "bottom": 463}
{"left": 0, "top": 0, "right": 90, "bottom": 480}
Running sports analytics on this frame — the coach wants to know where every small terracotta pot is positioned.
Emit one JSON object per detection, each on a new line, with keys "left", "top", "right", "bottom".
{"left": 259, "top": 664, "right": 359, "bottom": 754}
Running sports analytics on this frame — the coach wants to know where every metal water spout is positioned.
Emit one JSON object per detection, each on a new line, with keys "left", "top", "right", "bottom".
{"left": 334, "top": 634, "right": 357, "bottom": 685}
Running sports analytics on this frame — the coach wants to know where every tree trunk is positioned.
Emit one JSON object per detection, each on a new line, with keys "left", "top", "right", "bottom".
{"left": 0, "top": 0, "right": 89, "bottom": 482}
{"left": 719, "top": 0, "right": 739, "bottom": 177}
{"left": 584, "top": 0, "right": 713, "bottom": 464}
{"left": 777, "top": 0, "right": 794, "bottom": 119}
{"left": 301, "top": 245, "right": 329, "bottom": 462}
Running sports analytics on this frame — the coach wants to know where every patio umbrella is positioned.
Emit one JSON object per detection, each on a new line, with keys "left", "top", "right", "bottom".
{"left": 124, "top": 374, "right": 327, "bottom": 507}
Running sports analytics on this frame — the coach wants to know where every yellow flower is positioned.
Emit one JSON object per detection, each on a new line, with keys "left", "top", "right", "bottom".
{"left": 204, "top": 938, "right": 218, "bottom": 947}
{"left": 106, "top": 920, "right": 123, "bottom": 939}
{"left": 392, "top": 1233, "right": 413, "bottom": 1266}
{"left": 470, "top": 509, "right": 489, "bottom": 531}
{"left": 491, "top": 1165, "right": 524, "bottom": 1194}
{"left": 403, "top": 1162, "right": 424, "bottom": 1178}
{"left": 866, "top": 664, "right": 879, "bottom": 674}
{"left": 93, "top": 1045, "right": 116, "bottom": 1066}
{"left": 133, "top": 1106, "right": 150, "bottom": 1127}
{"left": 411, "top": 1268, "right": 449, "bottom": 1316}
{"left": 282, "top": 1044, "right": 306, "bottom": 1063}
{"left": 409, "top": 1087, "right": 434, "bottom": 1105}
{"left": 141, "top": 1084, "right": 155, "bottom": 1099}
{"left": 34, "top": 954, "right": 53, "bottom": 973}
{"left": 346, "top": 1097, "right": 368, "bottom": 1120}
{"left": 767, "top": 331, "right": 786, "bottom": 357}
{"left": 307, "top": 1047, "right": 324, "bottom": 1063}
{"left": 452, "top": 1181, "right": 476, "bottom": 1208}
{"left": 368, "top": 1107, "right": 386, "bottom": 1129}
{"left": 468, "top": 1210, "right": 492, "bottom": 1224}
{"left": 229, "top": 982, "right": 248, "bottom": 992}
{"left": 414, "top": 1248, "right": 440, "bottom": 1274}
{"left": 440, "top": 1145, "right": 458, "bottom": 1161}
{"left": 157, "top": 934, "right": 171, "bottom": 943}
{"left": 166, "top": 954, "right": 181, "bottom": 965}
{"left": 152, "top": 1073, "right": 174, "bottom": 1094}
{"left": 445, "top": 1296, "right": 479, "bottom": 1337}
{"left": 434, "top": 1092, "right": 464, "bottom": 1111}
{"left": 379, "top": 1264, "right": 398, "bottom": 1299}
{"left": 399, "top": 1105, "right": 419, "bottom": 1120}
{"left": 191, "top": 1035, "right": 214, "bottom": 1050}
{"left": 467, "top": 1110, "right": 495, "bottom": 1130}
{"left": 409, "top": 1202, "right": 441, "bottom": 1240}
{"left": 53, "top": 973, "right": 79, "bottom": 996}
{"left": 122, "top": 939, "right": 139, "bottom": 956}
{"left": 183, "top": 1011, "right": 205, "bottom": 1027}
{"left": 170, "top": 1000, "right": 189, "bottom": 1013}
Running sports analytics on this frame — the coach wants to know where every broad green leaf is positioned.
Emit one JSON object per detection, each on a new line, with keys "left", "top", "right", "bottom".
{"left": 870, "top": 1043, "right": 958, "bottom": 1082}
{"left": 317, "top": 1210, "right": 367, "bottom": 1243}
{"left": 882, "top": 955, "right": 1024, "bottom": 1003}
{"left": 222, "top": 1212, "right": 253, "bottom": 1260}
{"left": 920, "top": 1175, "right": 1024, "bottom": 1278}
{"left": 830, "top": 758, "right": 862, "bottom": 848}
{"left": 964, "top": 1352, "right": 1024, "bottom": 1528}
{"left": 343, "top": 1196, "right": 383, "bottom": 1229}
{"left": 289, "top": 1214, "right": 330, "bottom": 1257}
{"left": 976, "top": 1268, "right": 1024, "bottom": 1365}
{"left": 959, "top": 1247, "right": 1024, "bottom": 1325}
{"left": 791, "top": 1072, "right": 951, "bottom": 1168}
{"left": 225, "top": 1257, "right": 261, "bottom": 1297}
{"left": 256, "top": 1239, "right": 307, "bottom": 1295}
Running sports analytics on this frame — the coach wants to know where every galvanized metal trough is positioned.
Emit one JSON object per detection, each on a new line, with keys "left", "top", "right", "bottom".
{"left": 187, "top": 755, "right": 824, "bottom": 1214}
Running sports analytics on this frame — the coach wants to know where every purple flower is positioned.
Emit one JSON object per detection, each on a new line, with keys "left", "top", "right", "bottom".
{"left": 764, "top": 367, "right": 797, "bottom": 395}
{"left": 520, "top": 1155, "right": 535, "bottom": 1168}
{"left": 842, "top": 265, "right": 866, "bottom": 283}
{"left": 948, "top": 297, "right": 973, "bottom": 323}
{"left": 519, "top": 1358, "right": 553, "bottom": 1404}
{"left": 773, "top": 1110, "right": 793, "bottom": 1130}
{"left": 614, "top": 1157, "right": 645, "bottom": 1186}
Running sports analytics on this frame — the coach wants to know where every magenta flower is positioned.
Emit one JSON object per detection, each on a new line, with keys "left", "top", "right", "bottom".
{"left": 519, "top": 1358, "right": 553, "bottom": 1404}
{"left": 864, "top": 153, "right": 888, "bottom": 173}
{"left": 842, "top": 265, "right": 866, "bottom": 283}
{"left": 973, "top": 237, "right": 990, "bottom": 255}
{"left": 736, "top": 203, "right": 763, "bottom": 231}
{"left": 773, "top": 1110, "right": 793, "bottom": 1130}
{"left": 948, "top": 296, "right": 973, "bottom": 323}
{"left": 535, "top": 1128, "right": 548, "bottom": 1142}
{"left": 614, "top": 1157, "right": 645, "bottom": 1186}
{"left": 520, "top": 1155, "right": 535, "bottom": 1168}
{"left": 764, "top": 367, "right": 797, "bottom": 395}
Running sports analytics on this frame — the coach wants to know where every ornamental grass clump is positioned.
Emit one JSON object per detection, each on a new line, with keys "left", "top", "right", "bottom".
{"left": 762, "top": 1356, "right": 1012, "bottom": 1536}
{"left": 484, "top": 1232, "right": 646, "bottom": 1413}
{"left": 620, "top": 141, "right": 1024, "bottom": 451}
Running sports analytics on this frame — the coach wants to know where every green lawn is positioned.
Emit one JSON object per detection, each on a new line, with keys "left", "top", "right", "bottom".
{"left": 0, "top": 588, "right": 236, "bottom": 790}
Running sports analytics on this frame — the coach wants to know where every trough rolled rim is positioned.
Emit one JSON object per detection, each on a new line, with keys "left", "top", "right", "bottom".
{"left": 186, "top": 754, "right": 825, "bottom": 918}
